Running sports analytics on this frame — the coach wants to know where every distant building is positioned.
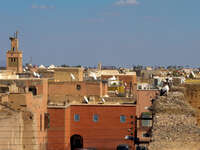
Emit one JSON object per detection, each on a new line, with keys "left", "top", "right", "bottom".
{"left": 38, "top": 67, "right": 84, "bottom": 82}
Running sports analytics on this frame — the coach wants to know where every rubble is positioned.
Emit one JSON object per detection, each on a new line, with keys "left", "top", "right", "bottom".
{"left": 148, "top": 91, "right": 200, "bottom": 150}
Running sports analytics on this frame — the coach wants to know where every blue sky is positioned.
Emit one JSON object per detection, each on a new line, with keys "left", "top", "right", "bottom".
{"left": 0, "top": 0, "right": 200, "bottom": 67}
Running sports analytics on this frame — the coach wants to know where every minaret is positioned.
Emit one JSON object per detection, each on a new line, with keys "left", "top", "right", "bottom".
{"left": 6, "top": 31, "right": 23, "bottom": 73}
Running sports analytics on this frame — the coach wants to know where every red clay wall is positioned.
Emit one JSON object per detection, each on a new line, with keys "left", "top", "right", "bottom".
{"left": 68, "top": 105, "right": 135, "bottom": 150}
{"left": 47, "top": 108, "right": 66, "bottom": 150}
{"left": 48, "top": 105, "right": 136, "bottom": 150}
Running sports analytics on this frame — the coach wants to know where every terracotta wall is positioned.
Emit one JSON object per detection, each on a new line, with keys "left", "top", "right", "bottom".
{"left": 48, "top": 105, "right": 136, "bottom": 150}
{"left": 47, "top": 108, "right": 65, "bottom": 150}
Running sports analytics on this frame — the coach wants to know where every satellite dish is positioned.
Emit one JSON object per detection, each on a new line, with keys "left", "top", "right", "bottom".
{"left": 48, "top": 64, "right": 55, "bottom": 69}
{"left": 39, "top": 65, "right": 46, "bottom": 69}
{"left": 101, "top": 97, "right": 105, "bottom": 103}
{"left": 91, "top": 72, "right": 97, "bottom": 80}
{"left": 104, "top": 95, "right": 109, "bottom": 97}
{"left": 70, "top": 73, "right": 75, "bottom": 80}
{"left": 33, "top": 72, "right": 37, "bottom": 76}
{"left": 108, "top": 76, "right": 116, "bottom": 81}
{"left": 83, "top": 96, "right": 89, "bottom": 103}
{"left": 36, "top": 73, "right": 40, "bottom": 78}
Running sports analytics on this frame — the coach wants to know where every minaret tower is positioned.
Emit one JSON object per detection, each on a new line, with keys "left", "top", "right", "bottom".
{"left": 6, "top": 31, "right": 23, "bottom": 73}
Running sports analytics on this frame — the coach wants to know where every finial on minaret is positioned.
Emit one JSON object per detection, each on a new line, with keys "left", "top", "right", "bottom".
{"left": 9, "top": 31, "right": 19, "bottom": 51}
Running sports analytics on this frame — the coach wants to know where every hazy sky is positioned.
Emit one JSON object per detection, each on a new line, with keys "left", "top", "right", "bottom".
{"left": 0, "top": 0, "right": 200, "bottom": 67}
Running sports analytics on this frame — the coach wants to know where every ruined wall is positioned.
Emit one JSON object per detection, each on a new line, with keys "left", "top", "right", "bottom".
{"left": 0, "top": 79, "right": 48, "bottom": 150}
{"left": 148, "top": 92, "right": 200, "bottom": 150}
{"left": 22, "top": 110, "right": 38, "bottom": 150}
{"left": 25, "top": 79, "right": 48, "bottom": 150}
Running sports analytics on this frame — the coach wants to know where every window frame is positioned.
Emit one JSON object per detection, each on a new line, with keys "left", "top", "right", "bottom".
{"left": 141, "top": 112, "right": 152, "bottom": 127}
{"left": 74, "top": 114, "right": 80, "bottom": 122}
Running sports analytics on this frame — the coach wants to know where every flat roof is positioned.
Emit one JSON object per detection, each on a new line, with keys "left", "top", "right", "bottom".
{"left": 48, "top": 103, "right": 136, "bottom": 109}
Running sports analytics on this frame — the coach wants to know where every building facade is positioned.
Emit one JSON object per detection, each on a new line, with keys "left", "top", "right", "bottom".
{"left": 0, "top": 78, "right": 48, "bottom": 150}
{"left": 48, "top": 104, "right": 136, "bottom": 150}
{"left": 48, "top": 80, "right": 108, "bottom": 104}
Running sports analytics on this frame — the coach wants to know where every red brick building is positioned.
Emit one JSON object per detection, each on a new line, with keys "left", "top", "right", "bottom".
{"left": 47, "top": 104, "right": 136, "bottom": 150}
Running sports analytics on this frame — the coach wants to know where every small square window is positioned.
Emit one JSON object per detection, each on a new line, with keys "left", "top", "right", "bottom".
{"left": 76, "top": 84, "right": 81, "bottom": 90}
{"left": 74, "top": 114, "right": 80, "bottom": 122}
{"left": 130, "top": 115, "right": 134, "bottom": 119}
{"left": 120, "top": 115, "right": 126, "bottom": 123}
{"left": 93, "top": 114, "right": 99, "bottom": 122}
